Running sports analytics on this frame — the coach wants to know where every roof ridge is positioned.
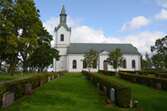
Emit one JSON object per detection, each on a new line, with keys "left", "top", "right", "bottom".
{"left": 70, "top": 43, "right": 132, "bottom": 45}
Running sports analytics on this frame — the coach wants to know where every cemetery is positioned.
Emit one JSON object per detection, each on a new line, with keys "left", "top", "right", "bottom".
{"left": 0, "top": 72, "right": 166, "bottom": 111}
{"left": 0, "top": 0, "right": 167, "bottom": 111}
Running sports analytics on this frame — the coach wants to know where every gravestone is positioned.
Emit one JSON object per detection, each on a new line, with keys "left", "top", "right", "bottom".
{"left": 48, "top": 76, "right": 51, "bottom": 81}
{"left": 96, "top": 82, "right": 100, "bottom": 89}
{"left": 103, "top": 86, "right": 107, "bottom": 96}
{"left": 156, "top": 82, "right": 161, "bottom": 89}
{"left": 52, "top": 75, "right": 54, "bottom": 80}
{"left": 110, "top": 88, "right": 115, "bottom": 102}
{"left": 2, "top": 91, "right": 15, "bottom": 108}
{"left": 25, "top": 83, "right": 32, "bottom": 95}
{"left": 40, "top": 80, "right": 44, "bottom": 86}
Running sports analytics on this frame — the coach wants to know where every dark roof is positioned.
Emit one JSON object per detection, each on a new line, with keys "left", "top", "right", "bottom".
{"left": 67, "top": 43, "right": 140, "bottom": 55}
{"left": 55, "top": 24, "right": 71, "bottom": 32}
{"left": 60, "top": 5, "right": 66, "bottom": 15}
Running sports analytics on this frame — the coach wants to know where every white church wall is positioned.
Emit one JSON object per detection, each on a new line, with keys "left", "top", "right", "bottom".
{"left": 122, "top": 54, "right": 141, "bottom": 71}
{"left": 67, "top": 54, "right": 98, "bottom": 72}
{"left": 56, "top": 47, "right": 67, "bottom": 55}
{"left": 99, "top": 54, "right": 141, "bottom": 71}
{"left": 54, "top": 56, "right": 67, "bottom": 72}
{"left": 55, "top": 27, "right": 71, "bottom": 48}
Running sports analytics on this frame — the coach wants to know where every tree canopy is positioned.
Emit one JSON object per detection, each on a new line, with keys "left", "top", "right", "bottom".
{"left": 84, "top": 49, "right": 98, "bottom": 72}
{"left": 107, "top": 48, "right": 123, "bottom": 73}
{"left": 151, "top": 35, "right": 167, "bottom": 70}
{"left": 0, "top": 0, "right": 59, "bottom": 74}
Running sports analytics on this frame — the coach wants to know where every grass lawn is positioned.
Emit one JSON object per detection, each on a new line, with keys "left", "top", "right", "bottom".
{"left": 0, "top": 73, "right": 127, "bottom": 111}
{"left": 104, "top": 74, "right": 167, "bottom": 111}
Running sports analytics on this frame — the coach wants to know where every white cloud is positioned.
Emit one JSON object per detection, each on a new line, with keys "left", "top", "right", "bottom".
{"left": 43, "top": 17, "right": 164, "bottom": 55}
{"left": 155, "top": 9, "right": 167, "bottom": 20}
{"left": 121, "top": 16, "right": 150, "bottom": 31}
{"left": 154, "top": 0, "right": 167, "bottom": 8}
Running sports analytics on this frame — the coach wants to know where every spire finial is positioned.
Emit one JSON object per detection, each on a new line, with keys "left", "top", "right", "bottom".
{"left": 60, "top": 5, "right": 66, "bottom": 15}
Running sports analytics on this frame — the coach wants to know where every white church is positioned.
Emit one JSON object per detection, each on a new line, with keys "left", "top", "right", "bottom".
{"left": 53, "top": 6, "right": 141, "bottom": 72}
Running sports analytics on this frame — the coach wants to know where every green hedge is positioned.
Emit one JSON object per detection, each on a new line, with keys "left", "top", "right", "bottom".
{"left": 98, "top": 70, "right": 116, "bottom": 76}
{"left": 0, "top": 72, "right": 61, "bottom": 107}
{"left": 120, "top": 70, "right": 167, "bottom": 79}
{"left": 82, "top": 71, "right": 131, "bottom": 108}
{"left": 119, "top": 72, "right": 167, "bottom": 90}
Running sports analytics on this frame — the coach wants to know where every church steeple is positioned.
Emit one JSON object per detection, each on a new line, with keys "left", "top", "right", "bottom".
{"left": 60, "top": 5, "right": 67, "bottom": 25}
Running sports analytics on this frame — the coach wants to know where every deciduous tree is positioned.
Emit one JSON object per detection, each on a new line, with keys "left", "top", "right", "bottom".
{"left": 107, "top": 48, "right": 123, "bottom": 75}
{"left": 84, "top": 49, "right": 98, "bottom": 72}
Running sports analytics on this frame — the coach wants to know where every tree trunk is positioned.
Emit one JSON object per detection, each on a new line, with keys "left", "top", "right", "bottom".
{"left": 8, "top": 63, "right": 15, "bottom": 76}
{"left": 23, "top": 61, "right": 28, "bottom": 72}
{"left": 115, "top": 68, "right": 119, "bottom": 76}
{"left": 88, "top": 67, "right": 91, "bottom": 72}
{"left": 0, "top": 60, "right": 1, "bottom": 71}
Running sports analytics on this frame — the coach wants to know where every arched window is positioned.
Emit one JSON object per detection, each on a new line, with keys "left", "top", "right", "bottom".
{"left": 103, "top": 60, "right": 108, "bottom": 71}
{"left": 123, "top": 59, "right": 127, "bottom": 68}
{"left": 72, "top": 60, "right": 77, "bottom": 69}
{"left": 132, "top": 60, "right": 136, "bottom": 69}
{"left": 60, "top": 34, "right": 64, "bottom": 41}
{"left": 83, "top": 60, "right": 87, "bottom": 68}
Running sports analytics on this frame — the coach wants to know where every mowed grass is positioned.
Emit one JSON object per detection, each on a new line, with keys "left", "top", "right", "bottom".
{"left": 1, "top": 73, "right": 127, "bottom": 111}
{"left": 105, "top": 74, "right": 167, "bottom": 111}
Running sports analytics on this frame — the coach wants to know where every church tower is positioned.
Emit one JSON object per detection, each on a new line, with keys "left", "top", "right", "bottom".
{"left": 53, "top": 5, "right": 71, "bottom": 71}
{"left": 55, "top": 5, "right": 71, "bottom": 48}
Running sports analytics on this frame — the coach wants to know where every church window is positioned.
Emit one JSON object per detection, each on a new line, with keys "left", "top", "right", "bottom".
{"left": 103, "top": 60, "right": 108, "bottom": 71}
{"left": 72, "top": 60, "right": 77, "bottom": 69}
{"left": 60, "top": 34, "right": 64, "bottom": 41}
{"left": 122, "top": 59, "right": 127, "bottom": 68}
{"left": 132, "top": 60, "right": 136, "bottom": 69}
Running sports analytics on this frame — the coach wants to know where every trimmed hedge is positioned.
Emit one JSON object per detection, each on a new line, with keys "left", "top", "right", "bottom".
{"left": 98, "top": 70, "right": 116, "bottom": 76}
{"left": 0, "top": 72, "right": 63, "bottom": 108}
{"left": 82, "top": 71, "right": 131, "bottom": 108}
{"left": 120, "top": 70, "right": 167, "bottom": 79}
{"left": 119, "top": 72, "right": 167, "bottom": 90}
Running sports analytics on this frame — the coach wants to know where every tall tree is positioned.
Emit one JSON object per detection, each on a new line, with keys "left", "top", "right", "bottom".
{"left": 14, "top": 0, "right": 42, "bottom": 72}
{"left": 0, "top": 0, "right": 19, "bottom": 74}
{"left": 142, "top": 53, "right": 152, "bottom": 70}
{"left": 151, "top": 35, "right": 167, "bottom": 70}
{"left": 84, "top": 49, "right": 98, "bottom": 72}
{"left": 28, "top": 29, "right": 60, "bottom": 72}
{"left": 0, "top": 0, "right": 60, "bottom": 74}
{"left": 107, "top": 48, "right": 123, "bottom": 74}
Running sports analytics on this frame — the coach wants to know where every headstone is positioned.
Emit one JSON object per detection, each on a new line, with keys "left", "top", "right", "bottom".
{"left": 2, "top": 91, "right": 15, "bottom": 108}
{"left": 96, "top": 82, "right": 100, "bottom": 89}
{"left": 52, "top": 75, "right": 54, "bottom": 80}
{"left": 110, "top": 88, "right": 115, "bottom": 102}
{"left": 48, "top": 76, "right": 51, "bottom": 81}
{"left": 40, "top": 80, "right": 44, "bottom": 86}
{"left": 156, "top": 82, "right": 161, "bottom": 89}
{"left": 24, "top": 83, "right": 32, "bottom": 95}
{"left": 103, "top": 86, "right": 107, "bottom": 96}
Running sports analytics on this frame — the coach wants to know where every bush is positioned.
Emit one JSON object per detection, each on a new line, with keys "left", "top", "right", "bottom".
{"left": 98, "top": 70, "right": 116, "bottom": 76}
{"left": 0, "top": 72, "right": 59, "bottom": 108}
{"left": 82, "top": 71, "right": 131, "bottom": 108}
{"left": 119, "top": 72, "right": 167, "bottom": 90}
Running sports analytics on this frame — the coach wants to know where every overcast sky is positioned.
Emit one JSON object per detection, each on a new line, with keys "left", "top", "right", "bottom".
{"left": 34, "top": 0, "right": 167, "bottom": 55}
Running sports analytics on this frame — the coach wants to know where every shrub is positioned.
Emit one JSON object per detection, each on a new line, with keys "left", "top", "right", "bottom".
{"left": 0, "top": 72, "right": 59, "bottom": 108}
{"left": 98, "top": 70, "right": 116, "bottom": 76}
{"left": 82, "top": 71, "right": 131, "bottom": 108}
{"left": 119, "top": 72, "right": 167, "bottom": 90}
